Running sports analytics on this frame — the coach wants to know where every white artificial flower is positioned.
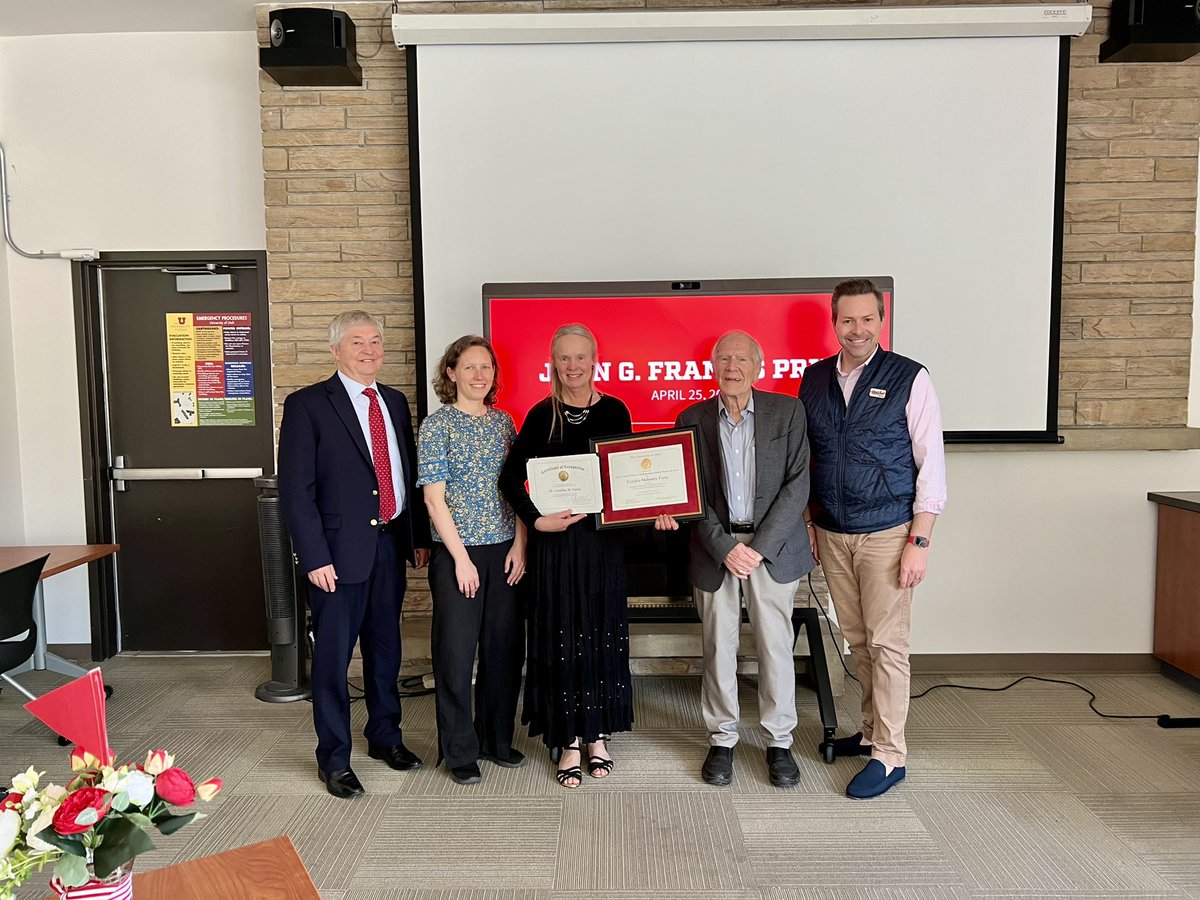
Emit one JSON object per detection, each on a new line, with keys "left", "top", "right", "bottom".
{"left": 0, "top": 809, "right": 19, "bottom": 860}
{"left": 11, "top": 768, "right": 41, "bottom": 794}
{"left": 124, "top": 770, "right": 155, "bottom": 808}
{"left": 26, "top": 805, "right": 58, "bottom": 853}
{"left": 100, "top": 769, "right": 128, "bottom": 794}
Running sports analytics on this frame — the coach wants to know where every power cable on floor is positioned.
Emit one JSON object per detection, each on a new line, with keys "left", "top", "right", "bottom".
{"left": 804, "top": 573, "right": 1196, "bottom": 728}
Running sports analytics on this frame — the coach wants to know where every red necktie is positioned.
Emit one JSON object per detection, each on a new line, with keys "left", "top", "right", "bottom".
{"left": 362, "top": 387, "right": 397, "bottom": 522}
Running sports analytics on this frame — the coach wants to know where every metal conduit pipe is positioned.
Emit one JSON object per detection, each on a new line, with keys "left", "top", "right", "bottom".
{"left": 0, "top": 139, "right": 98, "bottom": 260}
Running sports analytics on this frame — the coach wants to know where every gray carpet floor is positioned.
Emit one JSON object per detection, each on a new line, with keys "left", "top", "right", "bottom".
{"left": 3, "top": 656, "right": 1200, "bottom": 898}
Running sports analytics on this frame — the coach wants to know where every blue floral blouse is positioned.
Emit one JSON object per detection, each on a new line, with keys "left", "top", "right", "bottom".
{"left": 416, "top": 405, "right": 517, "bottom": 546}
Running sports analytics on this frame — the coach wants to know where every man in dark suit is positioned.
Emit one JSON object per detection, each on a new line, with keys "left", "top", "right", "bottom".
{"left": 279, "top": 310, "right": 432, "bottom": 798}
{"left": 657, "top": 331, "right": 813, "bottom": 787}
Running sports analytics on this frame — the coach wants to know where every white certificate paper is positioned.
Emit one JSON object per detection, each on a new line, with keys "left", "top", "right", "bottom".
{"left": 527, "top": 453, "right": 604, "bottom": 515}
{"left": 607, "top": 444, "right": 687, "bottom": 512}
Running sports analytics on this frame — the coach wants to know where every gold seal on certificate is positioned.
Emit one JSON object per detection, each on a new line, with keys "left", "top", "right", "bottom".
{"left": 527, "top": 453, "right": 604, "bottom": 515}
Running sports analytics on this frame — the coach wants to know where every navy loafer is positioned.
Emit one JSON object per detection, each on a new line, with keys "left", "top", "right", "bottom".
{"left": 846, "top": 759, "right": 906, "bottom": 799}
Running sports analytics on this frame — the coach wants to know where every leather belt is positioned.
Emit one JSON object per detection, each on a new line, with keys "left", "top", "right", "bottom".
{"left": 729, "top": 522, "right": 754, "bottom": 534}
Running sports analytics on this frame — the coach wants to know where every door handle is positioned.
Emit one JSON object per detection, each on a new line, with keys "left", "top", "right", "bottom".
{"left": 201, "top": 467, "right": 264, "bottom": 479}
{"left": 112, "top": 467, "right": 204, "bottom": 481}
{"left": 110, "top": 464, "right": 264, "bottom": 491}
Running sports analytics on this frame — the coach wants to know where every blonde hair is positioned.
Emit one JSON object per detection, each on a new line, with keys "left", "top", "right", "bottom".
{"left": 547, "top": 323, "right": 598, "bottom": 440}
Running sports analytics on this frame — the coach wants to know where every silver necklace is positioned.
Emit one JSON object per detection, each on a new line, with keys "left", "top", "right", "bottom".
{"left": 563, "top": 392, "right": 596, "bottom": 425}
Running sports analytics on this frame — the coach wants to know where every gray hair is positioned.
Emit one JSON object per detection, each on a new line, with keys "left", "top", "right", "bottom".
{"left": 711, "top": 330, "right": 763, "bottom": 369}
{"left": 548, "top": 323, "right": 598, "bottom": 441}
{"left": 328, "top": 310, "right": 385, "bottom": 347}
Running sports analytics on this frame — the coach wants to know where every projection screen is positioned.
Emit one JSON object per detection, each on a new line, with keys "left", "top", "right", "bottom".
{"left": 406, "top": 28, "right": 1069, "bottom": 441}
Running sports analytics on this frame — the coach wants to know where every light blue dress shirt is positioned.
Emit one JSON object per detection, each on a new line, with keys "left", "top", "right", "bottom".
{"left": 717, "top": 394, "right": 756, "bottom": 525}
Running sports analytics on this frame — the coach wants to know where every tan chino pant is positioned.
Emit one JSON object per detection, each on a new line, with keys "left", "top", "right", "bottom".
{"left": 694, "top": 533, "right": 800, "bottom": 749}
{"left": 816, "top": 522, "right": 913, "bottom": 768}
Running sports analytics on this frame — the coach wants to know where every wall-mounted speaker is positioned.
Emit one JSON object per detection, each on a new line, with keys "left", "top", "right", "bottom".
{"left": 1100, "top": 0, "right": 1200, "bottom": 63}
{"left": 260, "top": 8, "right": 363, "bottom": 87}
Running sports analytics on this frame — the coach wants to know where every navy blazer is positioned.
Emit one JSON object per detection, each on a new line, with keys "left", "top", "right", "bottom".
{"left": 278, "top": 373, "right": 432, "bottom": 584}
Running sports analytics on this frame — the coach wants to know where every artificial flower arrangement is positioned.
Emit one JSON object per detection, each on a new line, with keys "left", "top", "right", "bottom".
{"left": 0, "top": 746, "right": 222, "bottom": 898}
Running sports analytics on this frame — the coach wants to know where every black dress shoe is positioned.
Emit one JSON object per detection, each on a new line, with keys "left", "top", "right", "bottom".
{"left": 318, "top": 767, "right": 364, "bottom": 799}
{"left": 368, "top": 742, "right": 423, "bottom": 771}
{"left": 767, "top": 747, "right": 800, "bottom": 787}
{"left": 481, "top": 748, "right": 526, "bottom": 768}
{"left": 448, "top": 762, "right": 482, "bottom": 784}
{"left": 701, "top": 746, "right": 734, "bottom": 786}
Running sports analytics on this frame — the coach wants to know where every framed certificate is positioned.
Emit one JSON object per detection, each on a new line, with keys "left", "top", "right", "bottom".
{"left": 590, "top": 426, "right": 707, "bottom": 529}
{"left": 526, "top": 453, "right": 604, "bottom": 515}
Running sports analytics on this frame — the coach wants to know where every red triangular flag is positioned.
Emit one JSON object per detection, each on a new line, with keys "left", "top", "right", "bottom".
{"left": 24, "top": 668, "right": 112, "bottom": 764}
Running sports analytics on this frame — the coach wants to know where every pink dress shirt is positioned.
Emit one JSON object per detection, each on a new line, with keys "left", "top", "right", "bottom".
{"left": 835, "top": 348, "right": 947, "bottom": 517}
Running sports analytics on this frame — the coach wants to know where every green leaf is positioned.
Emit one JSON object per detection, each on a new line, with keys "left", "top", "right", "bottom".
{"left": 93, "top": 817, "right": 156, "bottom": 877}
{"left": 36, "top": 829, "right": 87, "bottom": 857}
{"left": 111, "top": 791, "right": 130, "bottom": 812}
{"left": 53, "top": 851, "right": 90, "bottom": 887}
{"left": 123, "top": 812, "right": 154, "bottom": 829}
{"left": 154, "top": 812, "right": 198, "bottom": 836}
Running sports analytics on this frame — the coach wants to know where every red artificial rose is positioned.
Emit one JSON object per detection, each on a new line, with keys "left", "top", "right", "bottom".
{"left": 52, "top": 787, "right": 112, "bottom": 835}
{"left": 155, "top": 768, "right": 195, "bottom": 806}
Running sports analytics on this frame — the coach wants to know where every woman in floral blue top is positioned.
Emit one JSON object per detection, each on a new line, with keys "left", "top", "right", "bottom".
{"left": 417, "top": 335, "right": 527, "bottom": 785}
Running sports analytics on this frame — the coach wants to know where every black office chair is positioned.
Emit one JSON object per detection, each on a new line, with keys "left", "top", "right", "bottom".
{"left": 0, "top": 554, "right": 50, "bottom": 702}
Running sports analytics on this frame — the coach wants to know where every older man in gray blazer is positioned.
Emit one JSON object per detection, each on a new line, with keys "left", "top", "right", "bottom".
{"left": 657, "top": 331, "right": 814, "bottom": 787}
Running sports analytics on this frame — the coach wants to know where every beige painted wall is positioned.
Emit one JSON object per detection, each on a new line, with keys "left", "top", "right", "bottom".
{"left": 0, "top": 31, "right": 267, "bottom": 642}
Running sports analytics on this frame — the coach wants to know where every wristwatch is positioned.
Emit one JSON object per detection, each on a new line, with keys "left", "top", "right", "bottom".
{"left": 907, "top": 534, "right": 930, "bottom": 549}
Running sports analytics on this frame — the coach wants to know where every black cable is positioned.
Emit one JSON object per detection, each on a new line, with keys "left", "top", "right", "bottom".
{"left": 355, "top": 2, "right": 395, "bottom": 60}
{"left": 804, "top": 573, "right": 1168, "bottom": 724}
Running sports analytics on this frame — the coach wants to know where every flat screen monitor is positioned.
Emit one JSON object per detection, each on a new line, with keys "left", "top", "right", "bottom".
{"left": 484, "top": 277, "right": 894, "bottom": 431}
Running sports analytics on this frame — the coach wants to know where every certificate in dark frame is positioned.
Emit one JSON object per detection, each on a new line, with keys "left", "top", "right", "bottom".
{"left": 590, "top": 425, "right": 707, "bottom": 530}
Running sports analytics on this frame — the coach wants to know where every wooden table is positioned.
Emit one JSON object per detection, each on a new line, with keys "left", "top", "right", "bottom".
{"left": 0, "top": 544, "right": 118, "bottom": 678}
{"left": 134, "top": 836, "right": 320, "bottom": 898}
{"left": 44, "top": 836, "right": 320, "bottom": 899}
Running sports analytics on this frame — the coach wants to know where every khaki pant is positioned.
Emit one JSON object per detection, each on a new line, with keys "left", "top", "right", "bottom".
{"left": 816, "top": 522, "right": 912, "bottom": 768}
{"left": 694, "top": 533, "right": 800, "bottom": 749}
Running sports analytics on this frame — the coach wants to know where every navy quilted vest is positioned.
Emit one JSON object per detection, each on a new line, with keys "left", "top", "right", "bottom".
{"left": 800, "top": 349, "right": 923, "bottom": 535}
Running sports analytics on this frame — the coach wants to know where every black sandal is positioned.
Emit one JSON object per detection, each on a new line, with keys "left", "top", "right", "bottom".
{"left": 556, "top": 744, "right": 582, "bottom": 789}
{"left": 586, "top": 737, "right": 613, "bottom": 778}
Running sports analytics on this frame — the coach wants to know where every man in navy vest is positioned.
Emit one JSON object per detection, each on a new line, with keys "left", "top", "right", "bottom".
{"left": 279, "top": 310, "right": 432, "bottom": 798}
{"left": 799, "top": 279, "right": 946, "bottom": 799}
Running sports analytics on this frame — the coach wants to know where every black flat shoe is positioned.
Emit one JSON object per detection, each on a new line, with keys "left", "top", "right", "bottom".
{"left": 701, "top": 746, "right": 733, "bottom": 786}
{"left": 368, "top": 741, "right": 423, "bottom": 771}
{"left": 449, "top": 762, "right": 482, "bottom": 784}
{"left": 318, "top": 767, "right": 365, "bottom": 799}
{"left": 766, "top": 747, "right": 800, "bottom": 787}
{"left": 481, "top": 748, "right": 526, "bottom": 768}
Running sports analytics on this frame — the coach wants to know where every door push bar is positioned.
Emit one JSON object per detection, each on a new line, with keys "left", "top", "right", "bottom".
{"left": 111, "top": 457, "right": 264, "bottom": 491}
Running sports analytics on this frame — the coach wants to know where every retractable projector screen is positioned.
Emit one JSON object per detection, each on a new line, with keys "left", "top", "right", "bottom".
{"left": 407, "top": 28, "right": 1068, "bottom": 441}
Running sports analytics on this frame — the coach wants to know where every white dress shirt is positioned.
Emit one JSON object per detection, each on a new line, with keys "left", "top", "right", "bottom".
{"left": 337, "top": 370, "right": 406, "bottom": 518}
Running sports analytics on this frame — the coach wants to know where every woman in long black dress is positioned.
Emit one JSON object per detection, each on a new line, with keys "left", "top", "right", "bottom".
{"left": 499, "top": 323, "right": 634, "bottom": 788}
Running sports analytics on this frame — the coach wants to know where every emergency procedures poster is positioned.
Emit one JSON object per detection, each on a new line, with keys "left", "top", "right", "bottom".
{"left": 166, "top": 313, "right": 255, "bottom": 427}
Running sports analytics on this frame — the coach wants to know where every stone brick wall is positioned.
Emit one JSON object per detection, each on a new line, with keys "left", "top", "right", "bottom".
{"left": 258, "top": 0, "right": 1200, "bottom": 605}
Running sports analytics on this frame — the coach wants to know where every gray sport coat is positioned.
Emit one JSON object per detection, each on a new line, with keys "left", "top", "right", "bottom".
{"left": 676, "top": 388, "right": 814, "bottom": 592}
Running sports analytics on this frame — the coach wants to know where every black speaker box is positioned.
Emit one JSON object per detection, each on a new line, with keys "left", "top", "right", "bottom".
{"left": 260, "top": 8, "right": 363, "bottom": 87}
{"left": 1100, "top": 0, "right": 1200, "bottom": 63}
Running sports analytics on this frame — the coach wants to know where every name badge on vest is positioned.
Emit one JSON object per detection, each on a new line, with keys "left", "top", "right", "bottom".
{"left": 869, "top": 387, "right": 887, "bottom": 399}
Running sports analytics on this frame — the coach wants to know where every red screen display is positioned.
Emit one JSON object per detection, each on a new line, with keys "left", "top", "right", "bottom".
{"left": 486, "top": 291, "right": 893, "bottom": 431}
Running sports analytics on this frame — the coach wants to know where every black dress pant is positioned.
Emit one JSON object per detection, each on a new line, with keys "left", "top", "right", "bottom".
{"left": 429, "top": 540, "right": 523, "bottom": 768}
{"left": 307, "top": 528, "right": 405, "bottom": 773}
